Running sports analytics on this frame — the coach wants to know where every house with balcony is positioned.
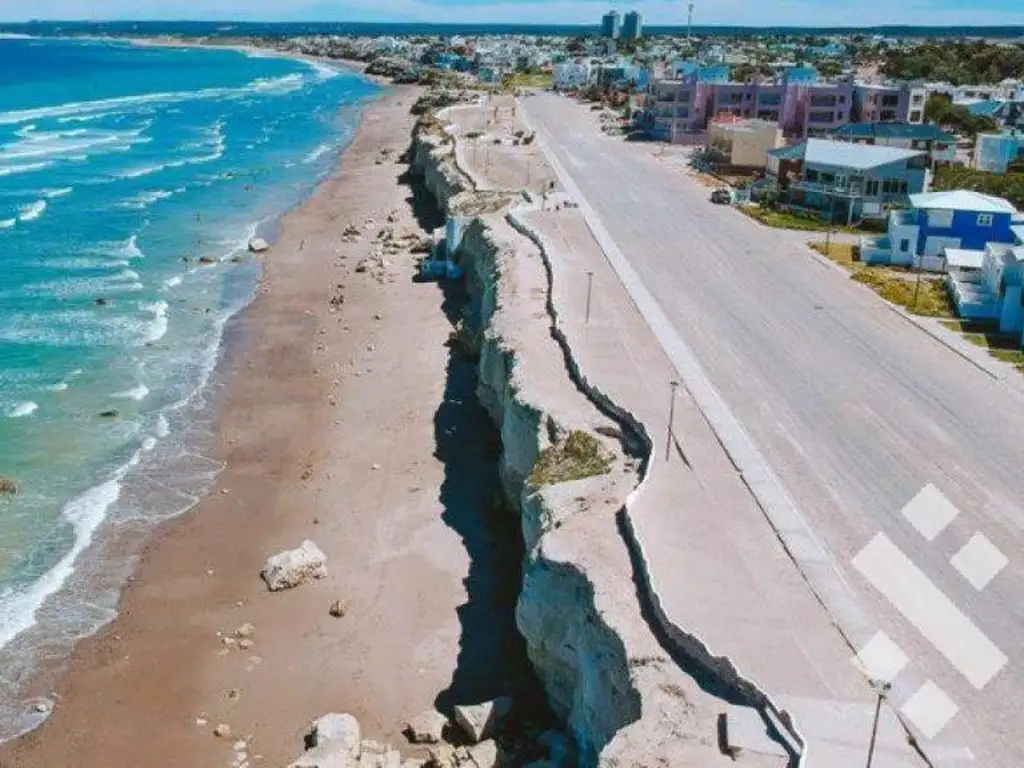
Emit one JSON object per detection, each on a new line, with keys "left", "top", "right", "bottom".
{"left": 829, "top": 123, "right": 958, "bottom": 165}
{"left": 766, "top": 138, "right": 929, "bottom": 223}
{"left": 861, "top": 190, "right": 1019, "bottom": 273}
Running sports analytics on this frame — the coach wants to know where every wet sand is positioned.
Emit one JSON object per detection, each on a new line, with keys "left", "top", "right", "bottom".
{"left": 0, "top": 84, "right": 518, "bottom": 767}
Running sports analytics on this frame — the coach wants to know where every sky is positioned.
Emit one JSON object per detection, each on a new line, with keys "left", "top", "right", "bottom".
{"left": 0, "top": 0, "right": 1022, "bottom": 27}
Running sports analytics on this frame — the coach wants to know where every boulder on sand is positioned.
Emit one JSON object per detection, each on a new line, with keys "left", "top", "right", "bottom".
{"left": 288, "top": 741, "right": 355, "bottom": 768}
{"left": 248, "top": 237, "right": 270, "bottom": 253}
{"left": 453, "top": 697, "right": 512, "bottom": 744}
{"left": 261, "top": 540, "right": 327, "bottom": 591}
{"left": 309, "top": 712, "right": 361, "bottom": 753}
{"left": 404, "top": 709, "right": 448, "bottom": 744}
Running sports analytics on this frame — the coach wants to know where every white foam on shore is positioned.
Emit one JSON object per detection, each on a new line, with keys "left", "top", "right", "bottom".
{"left": 17, "top": 200, "right": 46, "bottom": 223}
{"left": 5, "top": 402, "right": 38, "bottom": 418}
{"left": 120, "top": 235, "right": 144, "bottom": 260}
{"left": 111, "top": 383, "right": 149, "bottom": 401}
{"left": 139, "top": 300, "right": 169, "bottom": 344}
{"left": 0, "top": 466, "right": 130, "bottom": 650}
{"left": 162, "top": 275, "right": 183, "bottom": 289}
{"left": 303, "top": 143, "right": 333, "bottom": 164}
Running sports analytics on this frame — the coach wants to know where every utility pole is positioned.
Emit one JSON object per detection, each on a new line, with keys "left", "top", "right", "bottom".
{"left": 824, "top": 193, "right": 836, "bottom": 256}
{"left": 864, "top": 681, "right": 892, "bottom": 768}
{"left": 585, "top": 271, "right": 594, "bottom": 325}
{"left": 665, "top": 380, "right": 680, "bottom": 460}
{"left": 687, "top": 2, "right": 695, "bottom": 42}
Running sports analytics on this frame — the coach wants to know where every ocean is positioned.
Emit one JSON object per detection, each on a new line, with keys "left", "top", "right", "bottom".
{"left": 0, "top": 35, "right": 378, "bottom": 738}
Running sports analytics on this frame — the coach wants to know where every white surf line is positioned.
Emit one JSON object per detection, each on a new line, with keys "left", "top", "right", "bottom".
{"left": 522, "top": 101, "right": 969, "bottom": 763}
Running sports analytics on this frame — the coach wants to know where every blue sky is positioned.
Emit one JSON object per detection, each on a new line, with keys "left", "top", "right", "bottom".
{"left": 1, "top": 0, "right": 1022, "bottom": 26}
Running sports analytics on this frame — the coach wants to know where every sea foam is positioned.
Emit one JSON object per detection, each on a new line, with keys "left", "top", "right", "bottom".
{"left": 17, "top": 200, "right": 46, "bottom": 222}
{"left": 5, "top": 402, "right": 38, "bottom": 418}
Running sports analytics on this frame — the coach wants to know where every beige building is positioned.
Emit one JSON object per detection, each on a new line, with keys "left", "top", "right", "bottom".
{"left": 707, "top": 118, "right": 784, "bottom": 168}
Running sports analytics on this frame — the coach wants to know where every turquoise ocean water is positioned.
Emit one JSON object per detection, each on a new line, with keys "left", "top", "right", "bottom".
{"left": 0, "top": 35, "right": 378, "bottom": 736}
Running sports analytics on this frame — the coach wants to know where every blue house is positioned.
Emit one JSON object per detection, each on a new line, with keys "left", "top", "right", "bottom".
{"left": 861, "top": 190, "right": 1019, "bottom": 270}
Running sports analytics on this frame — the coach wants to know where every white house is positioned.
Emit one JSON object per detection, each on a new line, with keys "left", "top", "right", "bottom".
{"left": 553, "top": 60, "right": 594, "bottom": 91}
{"left": 946, "top": 227, "right": 1024, "bottom": 332}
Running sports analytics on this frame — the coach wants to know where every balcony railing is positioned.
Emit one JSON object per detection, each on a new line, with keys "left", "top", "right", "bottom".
{"left": 789, "top": 179, "right": 865, "bottom": 197}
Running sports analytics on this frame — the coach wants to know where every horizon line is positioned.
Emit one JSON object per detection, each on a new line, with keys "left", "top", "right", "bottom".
{"left": 3, "top": 20, "right": 1024, "bottom": 32}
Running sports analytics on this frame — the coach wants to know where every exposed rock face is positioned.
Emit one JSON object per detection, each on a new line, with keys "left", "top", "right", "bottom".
{"left": 465, "top": 739, "right": 502, "bottom": 768}
{"left": 261, "top": 540, "right": 327, "bottom": 591}
{"left": 453, "top": 698, "right": 511, "bottom": 744}
{"left": 404, "top": 710, "right": 448, "bottom": 744}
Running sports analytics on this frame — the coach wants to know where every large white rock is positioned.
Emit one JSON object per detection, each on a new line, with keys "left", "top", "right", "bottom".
{"left": 310, "top": 712, "right": 361, "bottom": 753}
{"left": 288, "top": 741, "right": 355, "bottom": 768}
{"left": 453, "top": 697, "right": 512, "bottom": 744}
{"left": 248, "top": 237, "right": 270, "bottom": 253}
{"left": 261, "top": 540, "right": 327, "bottom": 591}
{"left": 404, "top": 710, "right": 448, "bottom": 744}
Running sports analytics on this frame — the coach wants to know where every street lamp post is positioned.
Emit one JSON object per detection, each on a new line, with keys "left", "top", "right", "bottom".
{"left": 665, "top": 380, "right": 680, "bottom": 460}
{"left": 585, "top": 271, "right": 594, "bottom": 325}
{"left": 864, "top": 680, "right": 892, "bottom": 768}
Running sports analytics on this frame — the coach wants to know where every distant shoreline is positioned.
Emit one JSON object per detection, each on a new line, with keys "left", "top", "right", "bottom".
{"left": 2, "top": 21, "right": 1023, "bottom": 39}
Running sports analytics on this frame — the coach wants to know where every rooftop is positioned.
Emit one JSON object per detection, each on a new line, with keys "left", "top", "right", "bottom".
{"left": 831, "top": 122, "right": 957, "bottom": 143}
{"left": 769, "top": 138, "right": 925, "bottom": 170}
{"left": 909, "top": 190, "right": 1018, "bottom": 214}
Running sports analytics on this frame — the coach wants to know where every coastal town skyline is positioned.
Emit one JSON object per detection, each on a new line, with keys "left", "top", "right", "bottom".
{"left": 2, "top": 0, "right": 1023, "bottom": 28}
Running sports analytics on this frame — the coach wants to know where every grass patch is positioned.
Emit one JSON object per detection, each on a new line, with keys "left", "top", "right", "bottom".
{"left": 850, "top": 268, "right": 955, "bottom": 318}
{"left": 509, "top": 72, "right": 553, "bottom": 90}
{"left": 529, "top": 431, "right": 612, "bottom": 487}
{"left": 739, "top": 205, "right": 880, "bottom": 234}
{"left": 810, "top": 241, "right": 858, "bottom": 268}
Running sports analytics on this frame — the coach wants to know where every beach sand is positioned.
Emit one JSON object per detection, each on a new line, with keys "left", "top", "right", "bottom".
{"left": 0, "top": 84, "right": 516, "bottom": 767}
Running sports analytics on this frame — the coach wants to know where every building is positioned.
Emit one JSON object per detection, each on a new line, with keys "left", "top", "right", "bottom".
{"left": 766, "top": 138, "right": 930, "bottom": 222}
{"left": 945, "top": 222, "right": 1024, "bottom": 331}
{"left": 647, "top": 60, "right": 928, "bottom": 144}
{"left": 974, "top": 130, "right": 1024, "bottom": 174}
{"left": 862, "top": 190, "right": 1018, "bottom": 271}
{"left": 829, "top": 123, "right": 958, "bottom": 165}
{"left": 621, "top": 11, "right": 644, "bottom": 40}
{"left": 601, "top": 10, "right": 621, "bottom": 39}
{"left": 553, "top": 60, "right": 594, "bottom": 91}
{"left": 707, "top": 117, "right": 784, "bottom": 168}
{"left": 852, "top": 83, "right": 926, "bottom": 124}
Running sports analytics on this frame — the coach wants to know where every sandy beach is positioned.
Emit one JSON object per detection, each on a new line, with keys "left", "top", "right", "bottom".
{"left": 0, "top": 83, "right": 524, "bottom": 767}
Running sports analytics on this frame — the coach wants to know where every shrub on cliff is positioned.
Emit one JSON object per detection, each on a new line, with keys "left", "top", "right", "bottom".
{"left": 0, "top": 475, "right": 18, "bottom": 495}
{"left": 529, "top": 431, "right": 612, "bottom": 487}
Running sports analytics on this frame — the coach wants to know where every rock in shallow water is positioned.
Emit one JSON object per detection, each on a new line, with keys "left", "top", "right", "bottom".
{"left": 261, "top": 540, "right": 327, "bottom": 591}
{"left": 248, "top": 237, "right": 270, "bottom": 253}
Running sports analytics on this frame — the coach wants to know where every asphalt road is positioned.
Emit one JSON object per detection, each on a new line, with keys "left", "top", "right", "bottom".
{"left": 525, "top": 92, "right": 1024, "bottom": 767}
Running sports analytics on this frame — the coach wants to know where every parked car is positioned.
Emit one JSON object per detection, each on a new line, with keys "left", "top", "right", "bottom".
{"left": 710, "top": 188, "right": 733, "bottom": 205}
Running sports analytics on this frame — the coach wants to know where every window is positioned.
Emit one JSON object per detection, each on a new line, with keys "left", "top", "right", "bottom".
{"left": 866, "top": 179, "right": 880, "bottom": 196}
{"left": 977, "top": 214, "right": 994, "bottom": 227}
{"left": 676, "top": 107, "right": 689, "bottom": 118}
{"left": 679, "top": 91, "right": 691, "bottom": 103}
{"left": 928, "top": 209, "right": 954, "bottom": 227}
{"left": 909, "top": 110, "right": 922, "bottom": 122}
{"left": 900, "top": 238, "right": 910, "bottom": 253}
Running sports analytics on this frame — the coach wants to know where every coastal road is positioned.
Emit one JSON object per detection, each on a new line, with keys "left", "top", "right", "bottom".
{"left": 524, "top": 92, "right": 1024, "bottom": 766}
